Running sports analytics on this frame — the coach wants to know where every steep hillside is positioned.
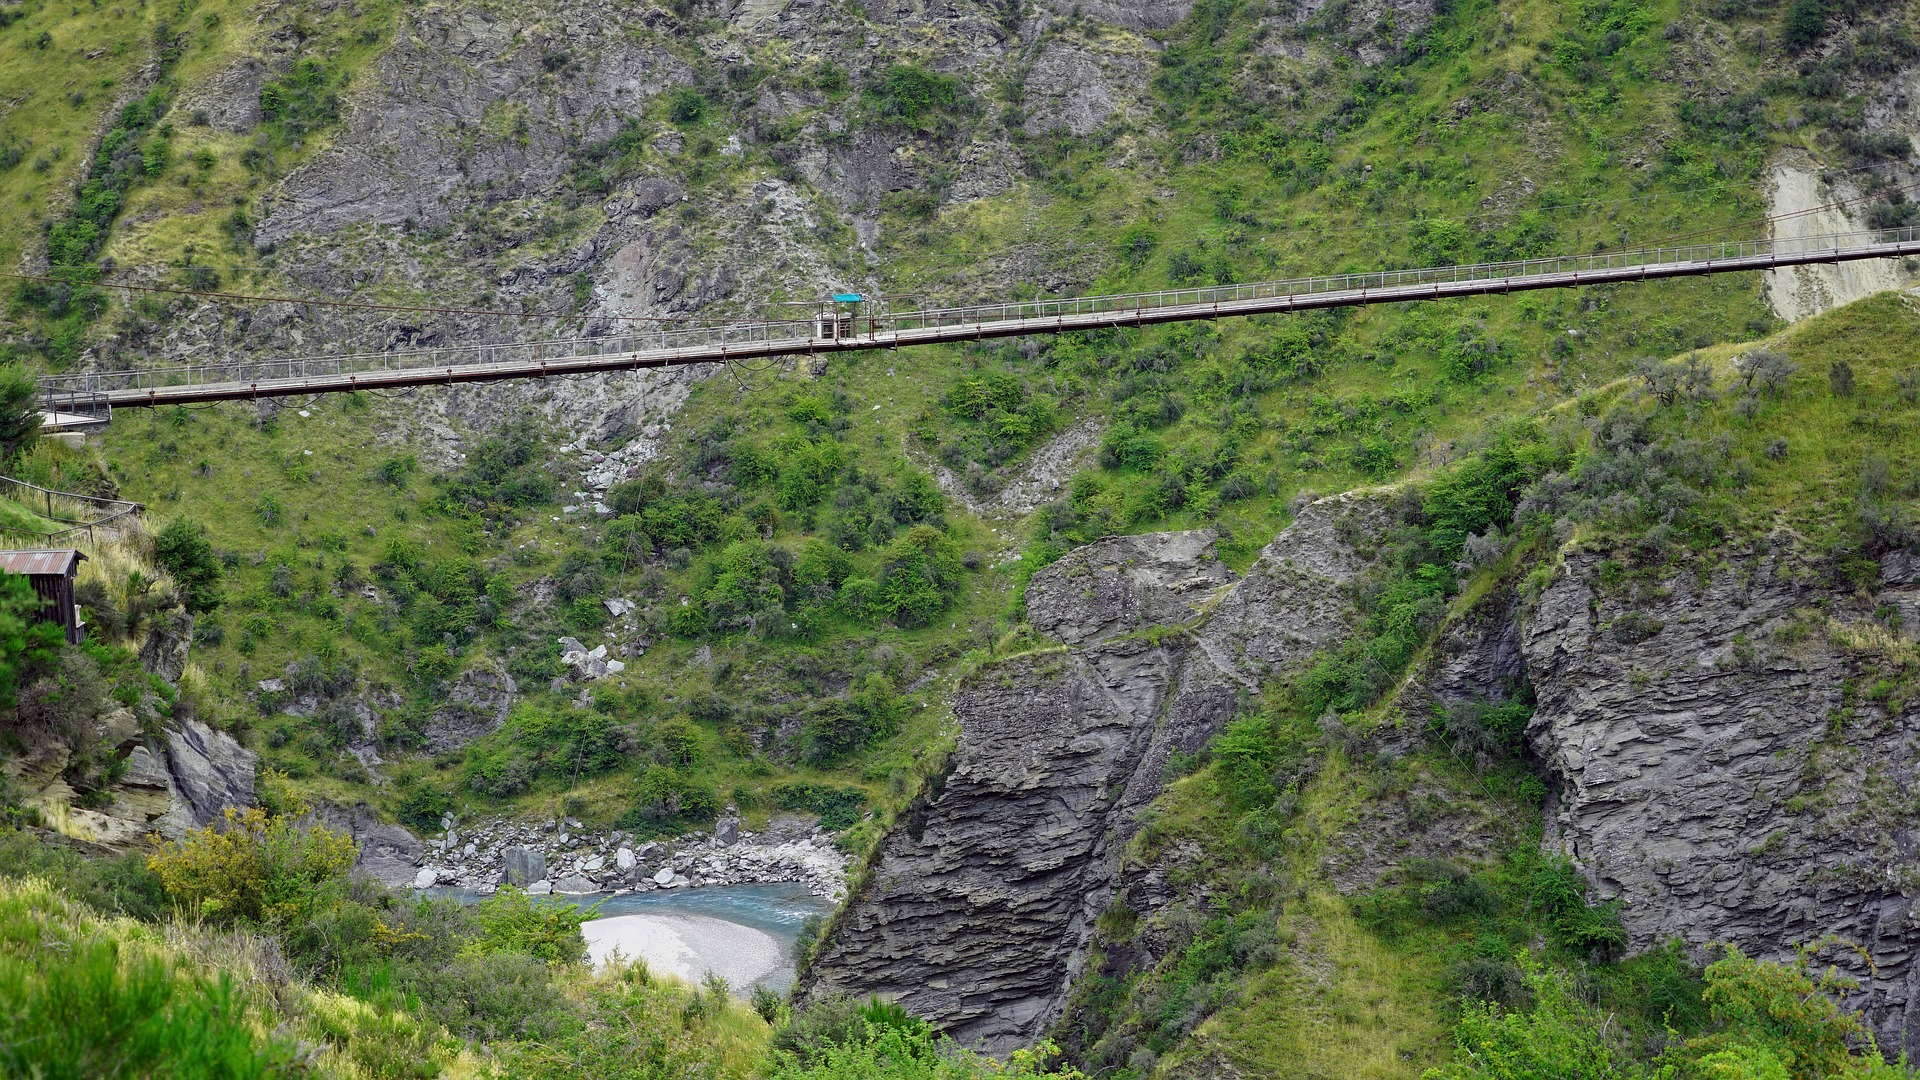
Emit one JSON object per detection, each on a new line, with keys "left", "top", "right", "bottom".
{"left": 3, "top": 0, "right": 1920, "bottom": 1075}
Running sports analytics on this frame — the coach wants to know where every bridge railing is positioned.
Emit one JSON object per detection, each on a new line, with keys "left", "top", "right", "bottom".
{"left": 38, "top": 226, "right": 1920, "bottom": 396}
{"left": 39, "top": 389, "right": 111, "bottom": 427}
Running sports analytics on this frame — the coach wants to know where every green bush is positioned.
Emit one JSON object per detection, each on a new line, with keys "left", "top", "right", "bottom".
{"left": 876, "top": 525, "right": 966, "bottom": 627}
{"left": 863, "top": 64, "right": 969, "bottom": 133}
{"left": 467, "top": 885, "right": 594, "bottom": 965}
{"left": 0, "top": 830, "right": 166, "bottom": 920}
{"left": 622, "top": 764, "right": 721, "bottom": 832}
{"left": 1423, "top": 957, "right": 1624, "bottom": 1080}
{"left": 773, "top": 782, "right": 867, "bottom": 831}
{"left": 146, "top": 804, "right": 358, "bottom": 926}
{"left": 393, "top": 951, "right": 574, "bottom": 1042}
{"left": 154, "top": 517, "right": 224, "bottom": 614}
{"left": 260, "top": 59, "right": 342, "bottom": 139}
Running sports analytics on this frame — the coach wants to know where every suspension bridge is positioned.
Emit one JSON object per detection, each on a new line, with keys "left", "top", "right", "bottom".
{"left": 35, "top": 226, "right": 1920, "bottom": 426}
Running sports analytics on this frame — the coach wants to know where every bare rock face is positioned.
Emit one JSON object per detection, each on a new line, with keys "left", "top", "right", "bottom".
{"left": 257, "top": 4, "right": 689, "bottom": 241}
{"left": 1020, "top": 36, "right": 1152, "bottom": 138}
{"left": 1523, "top": 547, "right": 1920, "bottom": 1056}
{"left": 314, "top": 801, "right": 427, "bottom": 887}
{"left": 1040, "top": 0, "right": 1193, "bottom": 30}
{"left": 803, "top": 495, "right": 1391, "bottom": 1053}
{"left": 137, "top": 611, "right": 195, "bottom": 685}
{"left": 421, "top": 657, "right": 518, "bottom": 753}
{"left": 165, "top": 719, "right": 259, "bottom": 826}
{"left": 1025, "top": 529, "right": 1234, "bottom": 646}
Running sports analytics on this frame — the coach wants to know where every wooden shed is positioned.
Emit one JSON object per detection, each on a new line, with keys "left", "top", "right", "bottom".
{"left": 0, "top": 549, "right": 86, "bottom": 645}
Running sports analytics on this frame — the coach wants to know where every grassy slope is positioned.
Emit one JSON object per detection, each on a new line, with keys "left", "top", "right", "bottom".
{"left": 867, "top": 0, "right": 1795, "bottom": 568}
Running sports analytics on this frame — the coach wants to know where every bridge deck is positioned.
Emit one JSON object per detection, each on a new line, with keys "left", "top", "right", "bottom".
{"left": 45, "top": 230, "right": 1920, "bottom": 409}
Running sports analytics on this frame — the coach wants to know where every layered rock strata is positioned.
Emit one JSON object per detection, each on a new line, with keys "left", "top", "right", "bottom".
{"left": 801, "top": 493, "right": 1391, "bottom": 1053}
{"left": 1524, "top": 546, "right": 1920, "bottom": 1056}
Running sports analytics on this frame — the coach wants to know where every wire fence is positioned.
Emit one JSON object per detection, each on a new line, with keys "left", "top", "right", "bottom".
{"left": 0, "top": 476, "right": 144, "bottom": 546}
{"left": 38, "top": 226, "right": 1920, "bottom": 399}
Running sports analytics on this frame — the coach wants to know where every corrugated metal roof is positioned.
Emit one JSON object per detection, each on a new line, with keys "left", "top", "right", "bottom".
{"left": 0, "top": 549, "right": 84, "bottom": 576}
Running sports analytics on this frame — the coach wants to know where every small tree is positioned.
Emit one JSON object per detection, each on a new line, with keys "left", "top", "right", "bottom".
{"left": 877, "top": 525, "right": 965, "bottom": 627}
{"left": 0, "top": 572, "right": 63, "bottom": 707}
{"left": 0, "top": 363, "right": 41, "bottom": 465}
{"left": 1828, "top": 360, "right": 1856, "bottom": 398}
{"left": 1633, "top": 357, "right": 1681, "bottom": 406}
{"left": 153, "top": 518, "right": 223, "bottom": 614}
{"left": 1734, "top": 348, "right": 1797, "bottom": 396}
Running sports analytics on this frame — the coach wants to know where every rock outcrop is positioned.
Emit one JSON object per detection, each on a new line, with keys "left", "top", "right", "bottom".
{"left": 163, "top": 719, "right": 259, "bottom": 825}
{"left": 1524, "top": 546, "right": 1920, "bottom": 1056}
{"left": 802, "top": 494, "right": 1391, "bottom": 1053}
{"left": 420, "top": 658, "right": 518, "bottom": 753}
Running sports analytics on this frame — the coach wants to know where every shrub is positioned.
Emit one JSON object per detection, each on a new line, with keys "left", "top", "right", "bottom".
{"left": 1424, "top": 956, "right": 1624, "bottom": 1080}
{"left": 146, "top": 804, "right": 358, "bottom": 925}
{"left": 622, "top": 765, "right": 720, "bottom": 831}
{"left": 876, "top": 525, "right": 966, "bottom": 627}
{"left": 154, "top": 518, "right": 224, "bottom": 614}
{"left": 773, "top": 782, "right": 867, "bottom": 830}
{"left": 466, "top": 885, "right": 593, "bottom": 965}
{"left": 666, "top": 87, "right": 705, "bottom": 124}
{"left": 1781, "top": 0, "right": 1826, "bottom": 53}
{"left": 0, "top": 830, "right": 166, "bottom": 919}
{"left": 863, "top": 64, "right": 968, "bottom": 133}
{"left": 393, "top": 950, "right": 574, "bottom": 1041}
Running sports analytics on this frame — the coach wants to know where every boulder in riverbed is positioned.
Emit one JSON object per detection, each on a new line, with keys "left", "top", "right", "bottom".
{"left": 503, "top": 845, "right": 547, "bottom": 886}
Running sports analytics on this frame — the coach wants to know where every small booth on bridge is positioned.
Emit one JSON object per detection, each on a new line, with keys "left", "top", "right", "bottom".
{"left": 815, "top": 293, "right": 864, "bottom": 342}
{"left": 0, "top": 548, "right": 87, "bottom": 644}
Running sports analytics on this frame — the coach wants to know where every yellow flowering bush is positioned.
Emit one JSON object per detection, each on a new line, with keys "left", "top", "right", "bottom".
{"left": 147, "top": 803, "right": 357, "bottom": 925}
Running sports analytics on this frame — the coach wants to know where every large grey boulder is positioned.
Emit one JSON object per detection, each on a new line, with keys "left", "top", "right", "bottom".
{"left": 503, "top": 845, "right": 547, "bottom": 886}
{"left": 164, "top": 719, "right": 258, "bottom": 825}
{"left": 552, "top": 874, "right": 597, "bottom": 894}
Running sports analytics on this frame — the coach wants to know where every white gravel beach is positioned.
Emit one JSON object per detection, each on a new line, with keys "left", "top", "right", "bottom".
{"left": 582, "top": 912, "right": 790, "bottom": 992}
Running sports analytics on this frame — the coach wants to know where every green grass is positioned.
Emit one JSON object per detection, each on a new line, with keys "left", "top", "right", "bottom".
{"left": 0, "top": 492, "right": 66, "bottom": 539}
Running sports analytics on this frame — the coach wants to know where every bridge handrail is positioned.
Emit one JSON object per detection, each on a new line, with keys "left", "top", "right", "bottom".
{"left": 37, "top": 226, "right": 1919, "bottom": 397}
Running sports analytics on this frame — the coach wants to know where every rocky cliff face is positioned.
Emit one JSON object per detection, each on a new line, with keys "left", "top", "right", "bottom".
{"left": 1523, "top": 545, "right": 1920, "bottom": 1056}
{"left": 810, "top": 496, "right": 1920, "bottom": 1058}
{"left": 800, "top": 493, "right": 1391, "bottom": 1053}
